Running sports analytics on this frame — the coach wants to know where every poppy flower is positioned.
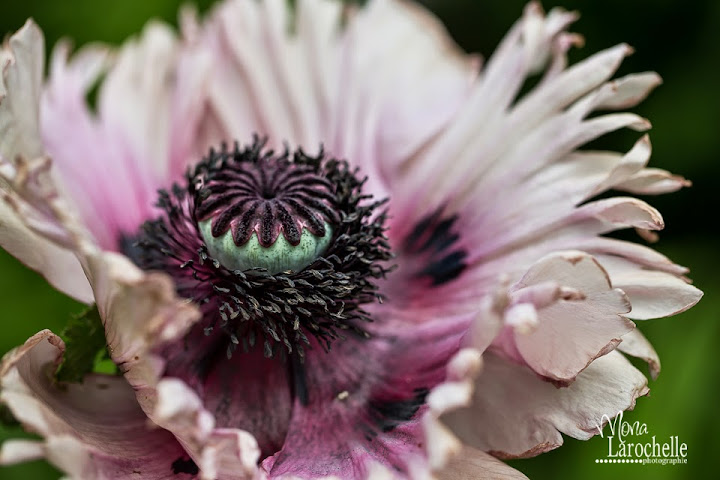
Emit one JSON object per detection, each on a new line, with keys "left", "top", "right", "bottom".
{"left": 0, "top": 1, "right": 701, "bottom": 478}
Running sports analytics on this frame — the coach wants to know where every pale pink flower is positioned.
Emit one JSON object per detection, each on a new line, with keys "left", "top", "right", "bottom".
{"left": 0, "top": 1, "right": 701, "bottom": 479}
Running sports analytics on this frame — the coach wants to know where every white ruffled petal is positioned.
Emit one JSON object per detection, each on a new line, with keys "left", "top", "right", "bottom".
{"left": 442, "top": 351, "right": 648, "bottom": 459}
{"left": 610, "top": 269, "right": 702, "bottom": 320}
{"left": 0, "top": 331, "right": 195, "bottom": 479}
{"left": 0, "top": 20, "right": 44, "bottom": 161}
{"left": 509, "top": 251, "right": 634, "bottom": 383}
{"left": 155, "top": 379, "right": 260, "bottom": 480}
{"left": 0, "top": 21, "right": 92, "bottom": 302}
{"left": 617, "top": 329, "right": 661, "bottom": 380}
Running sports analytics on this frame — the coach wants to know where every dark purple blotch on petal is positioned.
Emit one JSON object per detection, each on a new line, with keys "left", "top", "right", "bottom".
{"left": 420, "top": 250, "right": 468, "bottom": 286}
{"left": 403, "top": 207, "right": 468, "bottom": 286}
{"left": 368, "top": 387, "right": 429, "bottom": 433}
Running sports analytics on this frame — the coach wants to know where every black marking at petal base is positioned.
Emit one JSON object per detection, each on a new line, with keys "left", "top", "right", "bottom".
{"left": 403, "top": 208, "right": 443, "bottom": 254}
{"left": 126, "top": 137, "right": 394, "bottom": 362}
{"left": 421, "top": 250, "right": 468, "bottom": 286}
{"left": 404, "top": 208, "right": 468, "bottom": 286}
{"left": 171, "top": 456, "right": 199, "bottom": 475}
{"left": 368, "top": 388, "right": 429, "bottom": 433}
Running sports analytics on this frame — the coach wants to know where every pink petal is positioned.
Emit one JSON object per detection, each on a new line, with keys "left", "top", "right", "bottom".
{"left": 509, "top": 251, "right": 634, "bottom": 383}
{"left": 609, "top": 269, "right": 702, "bottom": 320}
{"left": 423, "top": 349, "right": 482, "bottom": 472}
{"left": 459, "top": 188, "right": 663, "bottom": 273}
{"left": 0, "top": 21, "right": 91, "bottom": 302}
{"left": 572, "top": 236, "right": 689, "bottom": 276}
{"left": 445, "top": 136, "right": 651, "bottom": 269}
{"left": 593, "top": 72, "right": 663, "bottom": 110}
{"left": 614, "top": 168, "right": 692, "bottom": 194}
{"left": 0, "top": 440, "right": 45, "bottom": 465}
{"left": 41, "top": 22, "right": 204, "bottom": 250}
{"left": 86, "top": 252, "right": 200, "bottom": 406}
{"left": 436, "top": 446, "right": 528, "bottom": 480}
{"left": 199, "top": 0, "right": 477, "bottom": 201}
{"left": 466, "top": 197, "right": 662, "bottom": 264}
{"left": 0, "top": 198, "right": 92, "bottom": 302}
{"left": 154, "top": 379, "right": 260, "bottom": 480}
{"left": 167, "top": 34, "right": 214, "bottom": 179}
{"left": 97, "top": 22, "right": 178, "bottom": 186}
{"left": 516, "top": 44, "right": 635, "bottom": 133}
{"left": 617, "top": 329, "right": 661, "bottom": 380}
{"left": 41, "top": 40, "right": 130, "bottom": 250}
{"left": 261, "top": 314, "right": 469, "bottom": 478}
{"left": 589, "top": 134, "right": 652, "bottom": 195}
{"left": 570, "top": 197, "right": 664, "bottom": 233}
{"left": 394, "top": 5, "right": 581, "bottom": 213}
{"left": 396, "top": 40, "right": 653, "bottom": 217}
{"left": 0, "top": 20, "right": 44, "bottom": 161}
{"left": 455, "top": 278, "right": 507, "bottom": 347}
{"left": 495, "top": 134, "right": 652, "bottom": 223}
{"left": 161, "top": 332, "right": 294, "bottom": 461}
{"left": 442, "top": 351, "right": 648, "bottom": 459}
{"left": 76, "top": 252, "right": 262, "bottom": 478}
{"left": 336, "top": 0, "right": 477, "bottom": 178}
{"left": 0, "top": 330, "right": 195, "bottom": 479}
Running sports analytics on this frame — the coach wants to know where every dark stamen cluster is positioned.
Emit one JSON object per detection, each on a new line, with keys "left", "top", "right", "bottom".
{"left": 127, "top": 138, "right": 393, "bottom": 360}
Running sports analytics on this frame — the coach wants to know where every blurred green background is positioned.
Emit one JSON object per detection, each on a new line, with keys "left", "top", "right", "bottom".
{"left": 0, "top": 0, "right": 717, "bottom": 478}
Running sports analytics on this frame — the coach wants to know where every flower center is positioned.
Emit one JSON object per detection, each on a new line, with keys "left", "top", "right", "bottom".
{"left": 194, "top": 150, "right": 339, "bottom": 274}
{"left": 126, "top": 138, "right": 393, "bottom": 359}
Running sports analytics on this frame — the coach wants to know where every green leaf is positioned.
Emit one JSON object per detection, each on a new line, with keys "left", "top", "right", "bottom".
{"left": 54, "top": 306, "right": 114, "bottom": 383}
{"left": 0, "top": 404, "right": 19, "bottom": 428}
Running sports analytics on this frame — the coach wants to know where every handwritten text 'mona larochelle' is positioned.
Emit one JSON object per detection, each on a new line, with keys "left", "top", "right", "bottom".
{"left": 596, "top": 411, "right": 688, "bottom": 460}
